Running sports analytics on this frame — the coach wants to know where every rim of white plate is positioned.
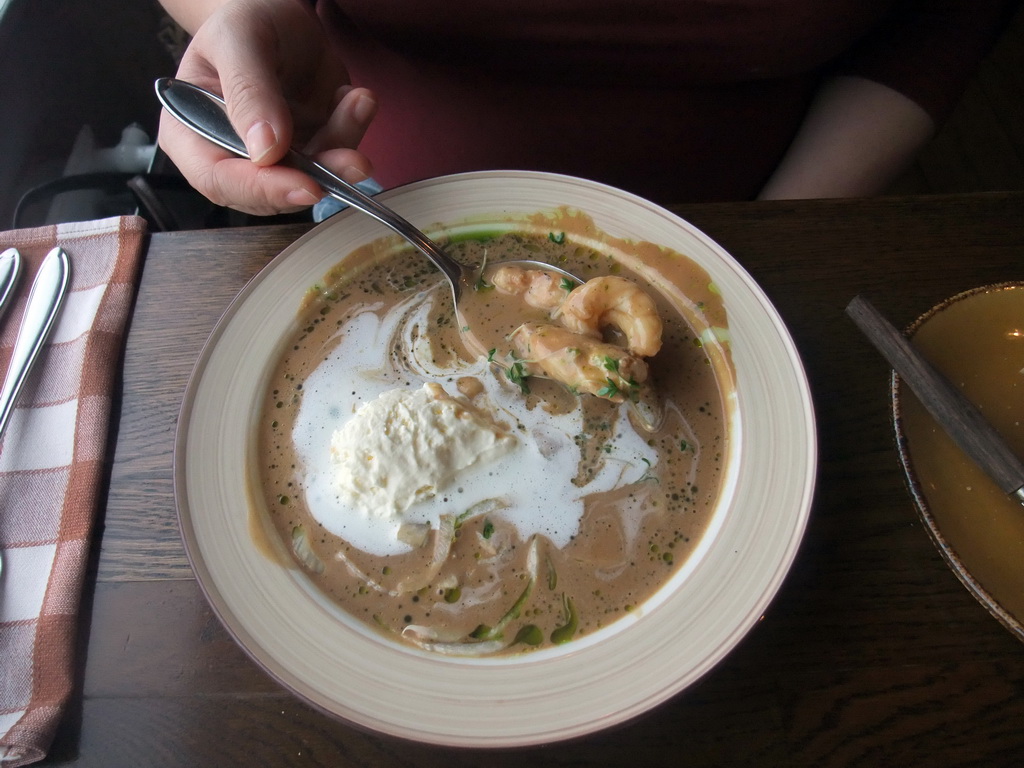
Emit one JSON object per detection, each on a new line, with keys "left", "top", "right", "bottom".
{"left": 174, "top": 170, "right": 817, "bottom": 747}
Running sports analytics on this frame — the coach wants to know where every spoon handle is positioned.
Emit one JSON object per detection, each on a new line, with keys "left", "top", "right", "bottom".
{"left": 282, "top": 149, "right": 463, "bottom": 287}
{"left": 0, "top": 248, "right": 71, "bottom": 441}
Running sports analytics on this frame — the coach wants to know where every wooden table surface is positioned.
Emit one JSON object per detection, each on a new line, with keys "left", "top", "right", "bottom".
{"left": 48, "top": 192, "right": 1024, "bottom": 767}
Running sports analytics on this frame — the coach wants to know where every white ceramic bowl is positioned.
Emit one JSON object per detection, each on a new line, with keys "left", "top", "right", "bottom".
{"left": 175, "top": 171, "right": 816, "bottom": 746}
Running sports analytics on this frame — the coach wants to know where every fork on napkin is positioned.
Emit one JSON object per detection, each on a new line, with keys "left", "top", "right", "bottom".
{"left": 0, "top": 216, "right": 146, "bottom": 767}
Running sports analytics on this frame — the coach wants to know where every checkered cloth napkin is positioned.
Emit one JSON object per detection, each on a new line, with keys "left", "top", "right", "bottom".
{"left": 0, "top": 216, "right": 146, "bottom": 767}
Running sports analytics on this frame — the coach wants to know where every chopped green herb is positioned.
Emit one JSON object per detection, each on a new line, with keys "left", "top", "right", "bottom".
{"left": 550, "top": 594, "right": 579, "bottom": 644}
{"left": 507, "top": 361, "right": 530, "bottom": 394}
{"left": 548, "top": 231, "right": 566, "bottom": 244}
{"left": 470, "top": 580, "right": 534, "bottom": 641}
{"left": 481, "top": 519, "right": 495, "bottom": 539}
{"left": 560, "top": 277, "right": 575, "bottom": 291}
{"left": 596, "top": 378, "right": 620, "bottom": 399}
{"left": 602, "top": 355, "right": 620, "bottom": 373}
{"left": 514, "top": 624, "right": 544, "bottom": 646}
{"left": 487, "top": 348, "right": 497, "bottom": 362}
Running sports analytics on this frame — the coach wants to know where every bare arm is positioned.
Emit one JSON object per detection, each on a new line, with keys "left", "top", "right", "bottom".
{"left": 758, "top": 76, "right": 935, "bottom": 200}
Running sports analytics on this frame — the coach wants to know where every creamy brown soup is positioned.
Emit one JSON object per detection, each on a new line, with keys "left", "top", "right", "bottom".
{"left": 256, "top": 213, "right": 735, "bottom": 656}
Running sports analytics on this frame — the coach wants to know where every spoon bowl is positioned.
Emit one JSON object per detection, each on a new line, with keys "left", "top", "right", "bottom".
{"left": 154, "top": 78, "right": 582, "bottom": 304}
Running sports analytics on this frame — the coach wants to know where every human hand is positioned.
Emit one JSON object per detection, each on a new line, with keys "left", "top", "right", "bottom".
{"left": 157, "top": 0, "right": 376, "bottom": 215}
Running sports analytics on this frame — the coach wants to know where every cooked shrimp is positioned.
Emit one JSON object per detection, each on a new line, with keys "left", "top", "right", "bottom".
{"left": 558, "top": 276, "right": 662, "bottom": 357}
{"left": 490, "top": 265, "right": 570, "bottom": 311}
{"left": 509, "top": 323, "right": 648, "bottom": 402}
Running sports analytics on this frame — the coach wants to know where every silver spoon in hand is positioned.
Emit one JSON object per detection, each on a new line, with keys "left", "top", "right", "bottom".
{"left": 154, "top": 78, "right": 581, "bottom": 305}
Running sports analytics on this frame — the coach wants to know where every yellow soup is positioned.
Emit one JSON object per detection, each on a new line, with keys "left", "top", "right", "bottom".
{"left": 898, "top": 283, "right": 1024, "bottom": 633}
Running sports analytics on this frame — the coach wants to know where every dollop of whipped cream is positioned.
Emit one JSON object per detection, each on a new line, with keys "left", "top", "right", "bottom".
{"left": 329, "top": 382, "right": 517, "bottom": 518}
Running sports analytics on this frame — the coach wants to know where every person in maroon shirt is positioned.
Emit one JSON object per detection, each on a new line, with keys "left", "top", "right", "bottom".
{"left": 156, "top": 0, "right": 1017, "bottom": 215}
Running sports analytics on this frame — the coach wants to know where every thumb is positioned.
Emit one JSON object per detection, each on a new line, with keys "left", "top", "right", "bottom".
{"left": 218, "top": 50, "right": 294, "bottom": 166}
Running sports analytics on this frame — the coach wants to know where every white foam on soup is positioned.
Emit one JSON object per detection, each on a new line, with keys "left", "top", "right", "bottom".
{"left": 292, "top": 288, "right": 657, "bottom": 557}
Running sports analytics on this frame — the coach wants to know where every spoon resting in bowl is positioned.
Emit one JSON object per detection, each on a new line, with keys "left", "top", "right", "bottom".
{"left": 153, "top": 78, "right": 582, "bottom": 307}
